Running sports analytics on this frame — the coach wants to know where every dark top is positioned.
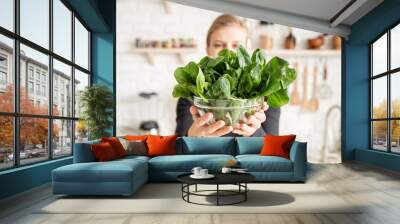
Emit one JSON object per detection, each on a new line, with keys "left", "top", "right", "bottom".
{"left": 175, "top": 98, "right": 281, "bottom": 137}
{"left": 177, "top": 173, "right": 255, "bottom": 184}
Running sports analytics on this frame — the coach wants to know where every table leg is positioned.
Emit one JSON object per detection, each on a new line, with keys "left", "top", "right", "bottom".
{"left": 217, "top": 184, "right": 219, "bottom": 206}
{"left": 245, "top": 183, "right": 247, "bottom": 201}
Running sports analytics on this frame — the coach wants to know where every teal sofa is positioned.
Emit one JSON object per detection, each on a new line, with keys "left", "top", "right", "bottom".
{"left": 52, "top": 137, "right": 307, "bottom": 196}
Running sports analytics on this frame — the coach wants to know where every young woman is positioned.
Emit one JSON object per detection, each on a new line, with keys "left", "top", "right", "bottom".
{"left": 175, "top": 14, "right": 281, "bottom": 137}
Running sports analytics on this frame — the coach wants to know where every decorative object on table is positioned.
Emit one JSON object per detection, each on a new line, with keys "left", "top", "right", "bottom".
{"left": 331, "top": 36, "right": 341, "bottom": 50}
{"left": 79, "top": 84, "right": 113, "bottom": 140}
{"left": 190, "top": 167, "right": 214, "bottom": 179}
{"left": 225, "top": 159, "right": 237, "bottom": 168}
{"left": 307, "top": 64, "right": 319, "bottom": 112}
{"left": 290, "top": 62, "right": 301, "bottom": 105}
{"left": 317, "top": 61, "right": 333, "bottom": 99}
{"left": 258, "top": 20, "right": 274, "bottom": 50}
{"left": 284, "top": 27, "right": 296, "bottom": 49}
{"left": 222, "top": 167, "right": 248, "bottom": 173}
{"left": 177, "top": 173, "right": 255, "bottom": 206}
{"left": 172, "top": 46, "right": 297, "bottom": 126}
{"left": 307, "top": 34, "right": 327, "bottom": 49}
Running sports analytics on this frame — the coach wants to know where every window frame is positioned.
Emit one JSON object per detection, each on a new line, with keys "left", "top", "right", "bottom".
{"left": 370, "top": 20, "right": 400, "bottom": 154}
{"left": 0, "top": 0, "right": 91, "bottom": 171}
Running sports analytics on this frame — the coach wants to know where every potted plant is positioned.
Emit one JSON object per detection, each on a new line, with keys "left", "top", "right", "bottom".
{"left": 172, "top": 46, "right": 296, "bottom": 126}
{"left": 79, "top": 84, "right": 113, "bottom": 140}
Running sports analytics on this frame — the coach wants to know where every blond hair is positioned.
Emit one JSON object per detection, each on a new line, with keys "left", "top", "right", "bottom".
{"left": 206, "top": 14, "right": 248, "bottom": 47}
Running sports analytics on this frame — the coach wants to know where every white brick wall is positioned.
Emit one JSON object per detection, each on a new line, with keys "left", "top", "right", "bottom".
{"left": 117, "top": 0, "right": 342, "bottom": 163}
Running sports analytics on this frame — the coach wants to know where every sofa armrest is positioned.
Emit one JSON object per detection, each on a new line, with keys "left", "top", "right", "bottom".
{"left": 73, "top": 140, "right": 100, "bottom": 163}
{"left": 289, "top": 141, "right": 307, "bottom": 181}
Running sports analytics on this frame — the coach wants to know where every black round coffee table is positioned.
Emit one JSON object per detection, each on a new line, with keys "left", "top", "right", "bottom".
{"left": 177, "top": 173, "right": 255, "bottom": 206}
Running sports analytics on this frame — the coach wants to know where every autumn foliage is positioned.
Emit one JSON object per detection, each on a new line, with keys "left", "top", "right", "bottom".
{"left": 0, "top": 85, "right": 59, "bottom": 151}
{"left": 372, "top": 99, "right": 400, "bottom": 142}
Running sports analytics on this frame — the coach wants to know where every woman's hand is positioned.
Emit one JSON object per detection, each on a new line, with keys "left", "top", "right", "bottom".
{"left": 232, "top": 103, "right": 268, "bottom": 137}
{"left": 188, "top": 106, "right": 233, "bottom": 137}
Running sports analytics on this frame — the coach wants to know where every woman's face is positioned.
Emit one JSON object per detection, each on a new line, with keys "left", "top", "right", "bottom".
{"left": 207, "top": 25, "right": 248, "bottom": 57}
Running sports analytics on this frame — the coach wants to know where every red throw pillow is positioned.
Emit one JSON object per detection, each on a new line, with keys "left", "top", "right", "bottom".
{"left": 146, "top": 135, "right": 178, "bottom": 157}
{"left": 101, "top": 137, "right": 126, "bottom": 158}
{"left": 260, "top": 135, "right": 296, "bottom": 159}
{"left": 91, "top": 142, "right": 117, "bottom": 161}
{"left": 124, "top": 135, "right": 148, "bottom": 141}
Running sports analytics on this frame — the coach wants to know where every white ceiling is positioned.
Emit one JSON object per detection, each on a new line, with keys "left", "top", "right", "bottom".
{"left": 169, "top": 0, "right": 384, "bottom": 38}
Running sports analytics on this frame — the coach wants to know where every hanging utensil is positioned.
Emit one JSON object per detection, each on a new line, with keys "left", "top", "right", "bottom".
{"left": 307, "top": 64, "right": 319, "bottom": 112}
{"left": 300, "top": 64, "right": 309, "bottom": 111}
{"left": 317, "top": 60, "right": 333, "bottom": 99}
{"left": 290, "top": 62, "right": 301, "bottom": 105}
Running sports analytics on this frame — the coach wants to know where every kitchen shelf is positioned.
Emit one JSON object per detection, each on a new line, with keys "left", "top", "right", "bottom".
{"left": 263, "top": 49, "right": 341, "bottom": 57}
{"left": 131, "top": 48, "right": 198, "bottom": 65}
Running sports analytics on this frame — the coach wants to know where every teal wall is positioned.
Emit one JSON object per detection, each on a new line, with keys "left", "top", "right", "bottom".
{"left": 343, "top": 0, "right": 400, "bottom": 171}
{"left": 0, "top": 0, "right": 116, "bottom": 200}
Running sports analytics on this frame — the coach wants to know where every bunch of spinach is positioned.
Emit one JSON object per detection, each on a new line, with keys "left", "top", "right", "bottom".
{"left": 172, "top": 46, "right": 296, "bottom": 108}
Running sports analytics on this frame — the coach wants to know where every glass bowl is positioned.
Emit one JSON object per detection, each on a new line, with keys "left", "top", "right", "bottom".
{"left": 193, "top": 96, "right": 264, "bottom": 127}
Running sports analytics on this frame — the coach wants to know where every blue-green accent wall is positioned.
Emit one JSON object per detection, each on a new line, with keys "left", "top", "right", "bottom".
{"left": 0, "top": 158, "right": 72, "bottom": 199}
{"left": 0, "top": 0, "right": 116, "bottom": 200}
{"left": 343, "top": 0, "right": 400, "bottom": 171}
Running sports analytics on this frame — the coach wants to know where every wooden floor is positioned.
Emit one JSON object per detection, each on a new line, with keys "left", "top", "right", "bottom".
{"left": 1, "top": 162, "right": 400, "bottom": 224}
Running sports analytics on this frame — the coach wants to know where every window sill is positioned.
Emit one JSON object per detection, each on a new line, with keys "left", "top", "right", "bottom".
{"left": 0, "top": 156, "right": 72, "bottom": 175}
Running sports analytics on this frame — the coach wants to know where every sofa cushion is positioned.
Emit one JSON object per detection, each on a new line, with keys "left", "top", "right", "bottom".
{"left": 147, "top": 135, "right": 178, "bottom": 157}
{"left": 149, "top": 154, "right": 235, "bottom": 172}
{"left": 236, "top": 137, "right": 263, "bottom": 155}
{"left": 53, "top": 158, "right": 147, "bottom": 183}
{"left": 180, "top": 137, "right": 235, "bottom": 155}
{"left": 260, "top": 135, "right": 296, "bottom": 159}
{"left": 236, "top": 155, "right": 293, "bottom": 172}
{"left": 91, "top": 142, "right": 118, "bottom": 161}
{"left": 101, "top": 137, "right": 127, "bottom": 158}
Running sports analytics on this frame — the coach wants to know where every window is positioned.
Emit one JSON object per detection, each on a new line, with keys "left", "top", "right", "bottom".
{"left": 0, "top": 0, "right": 14, "bottom": 31}
{"left": 20, "top": 0, "right": 49, "bottom": 48}
{"left": 370, "top": 23, "right": 400, "bottom": 154}
{"left": 0, "top": 34, "right": 13, "bottom": 113}
{"left": 0, "top": 0, "right": 91, "bottom": 170}
{"left": 75, "top": 18, "right": 89, "bottom": 70}
{"left": 28, "top": 81, "right": 34, "bottom": 94}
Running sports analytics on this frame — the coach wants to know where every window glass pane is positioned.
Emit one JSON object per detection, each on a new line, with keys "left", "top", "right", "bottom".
{"left": 391, "top": 120, "right": 400, "bottom": 153}
{"left": 391, "top": 24, "right": 400, "bottom": 70}
{"left": 0, "top": 0, "right": 14, "bottom": 31}
{"left": 0, "top": 34, "right": 13, "bottom": 112}
{"left": 20, "top": 117, "right": 49, "bottom": 165}
{"left": 74, "top": 69, "right": 89, "bottom": 118}
{"left": 372, "top": 33, "right": 387, "bottom": 76}
{"left": 372, "top": 121, "right": 388, "bottom": 151}
{"left": 75, "top": 120, "right": 88, "bottom": 143}
{"left": 391, "top": 72, "right": 400, "bottom": 118}
{"left": 0, "top": 116, "right": 13, "bottom": 170}
{"left": 74, "top": 18, "right": 89, "bottom": 69}
{"left": 20, "top": 44, "right": 49, "bottom": 115}
{"left": 372, "top": 77, "right": 387, "bottom": 119}
{"left": 20, "top": 0, "right": 49, "bottom": 48}
{"left": 53, "top": 119, "right": 72, "bottom": 157}
{"left": 53, "top": 59, "right": 72, "bottom": 117}
{"left": 53, "top": 0, "right": 72, "bottom": 60}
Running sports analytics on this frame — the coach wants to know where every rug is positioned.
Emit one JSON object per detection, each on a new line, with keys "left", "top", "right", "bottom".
{"left": 38, "top": 183, "right": 362, "bottom": 214}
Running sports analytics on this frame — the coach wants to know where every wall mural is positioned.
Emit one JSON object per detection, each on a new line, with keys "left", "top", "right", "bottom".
{"left": 116, "top": 0, "right": 342, "bottom": 163}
